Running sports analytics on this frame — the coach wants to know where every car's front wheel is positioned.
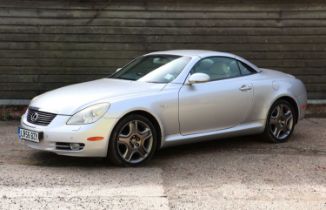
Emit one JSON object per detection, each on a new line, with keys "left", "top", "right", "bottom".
{"left": 263, "top": 99, "right": 296, "bottom": 143}
{"left": 108, "top": 114, "right": 158, "bottom": 166}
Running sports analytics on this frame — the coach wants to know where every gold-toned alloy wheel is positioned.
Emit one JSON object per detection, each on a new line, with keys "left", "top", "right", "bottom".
{"left": 116, "top": 120, "right": 154, "bottom": 164}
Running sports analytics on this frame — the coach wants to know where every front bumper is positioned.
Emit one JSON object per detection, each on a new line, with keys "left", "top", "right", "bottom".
{"left": 19, "top": 113, "right": 119, "bottom": 157}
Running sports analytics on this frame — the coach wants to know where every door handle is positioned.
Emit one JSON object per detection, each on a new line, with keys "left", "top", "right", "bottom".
{"left": 239, "top": 85, "right": 252, "bottom": 91}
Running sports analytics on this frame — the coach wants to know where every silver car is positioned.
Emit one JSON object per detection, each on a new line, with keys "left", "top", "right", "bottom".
{"left": 18, "top": 50, "right": 307, "bottom": 166}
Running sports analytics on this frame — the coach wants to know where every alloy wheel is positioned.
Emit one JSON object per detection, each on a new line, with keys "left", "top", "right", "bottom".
{"left": 269, "top": 103, "right": 294, "bottom": 140}
{"left": 116, "top": 120, "right": 153, "bottom": 164}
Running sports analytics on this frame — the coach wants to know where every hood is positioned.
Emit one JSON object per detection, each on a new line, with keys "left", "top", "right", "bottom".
{"left": 30, "top": 78, "right": 165, "bottom": 115}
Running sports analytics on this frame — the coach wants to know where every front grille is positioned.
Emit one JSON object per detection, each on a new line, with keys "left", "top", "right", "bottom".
{"left": 27, "top": 108, "right": 56, "bottom": 126}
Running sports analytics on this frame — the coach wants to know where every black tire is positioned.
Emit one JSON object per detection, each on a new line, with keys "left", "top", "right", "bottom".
{"left": 107, "top": 114, "right": 158, "bottom": 166}
{"left": 262, "top": 99, "right": 296, "bottom": 143}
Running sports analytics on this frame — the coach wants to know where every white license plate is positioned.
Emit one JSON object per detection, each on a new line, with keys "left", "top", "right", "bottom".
{"left": 18, "top": 128, "right": 40, "bottom": 143}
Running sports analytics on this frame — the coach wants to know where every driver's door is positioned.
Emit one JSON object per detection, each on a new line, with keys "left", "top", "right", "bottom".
{"left": 178, "top": 56, "right": 254, "bottom": 135}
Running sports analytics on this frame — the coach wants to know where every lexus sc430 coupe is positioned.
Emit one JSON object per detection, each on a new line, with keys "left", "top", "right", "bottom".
{"left": 18, "top": 50, "right": 307, "bottom": 166}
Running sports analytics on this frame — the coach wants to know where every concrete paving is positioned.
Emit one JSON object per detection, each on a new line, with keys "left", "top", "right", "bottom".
{"left": 0, "top": 119, "right": 325, "bottom": 210}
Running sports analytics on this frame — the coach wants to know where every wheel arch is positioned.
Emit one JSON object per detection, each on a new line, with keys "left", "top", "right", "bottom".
{"left": 269, "top": 95, "right": 299, "bottom": 124}
{"left": 111, "top": 110, "right": 163, "bottom": 151}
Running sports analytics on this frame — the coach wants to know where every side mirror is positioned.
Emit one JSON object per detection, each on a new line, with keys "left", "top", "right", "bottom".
{"left": 115, "top": 68, "right": 122, "bottom": 72}
{"left": 188, "top": 73, "right": 210, "bottom": 85}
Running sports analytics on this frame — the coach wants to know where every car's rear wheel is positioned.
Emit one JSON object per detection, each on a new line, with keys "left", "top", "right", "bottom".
{"left": 108, "top": 114, "right": 158, "bottom": 166}
{"left": 263, "top": 99, "right": 296, "bottom": 143}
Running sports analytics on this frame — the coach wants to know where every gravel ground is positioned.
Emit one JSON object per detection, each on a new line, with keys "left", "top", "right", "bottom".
{"left": 0, "top": 119, "right": 325, "bottom": 210}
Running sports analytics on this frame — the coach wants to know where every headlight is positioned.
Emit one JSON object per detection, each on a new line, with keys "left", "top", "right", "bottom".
{"left": 67, "top": 103, "right": 110, "bottom": 125}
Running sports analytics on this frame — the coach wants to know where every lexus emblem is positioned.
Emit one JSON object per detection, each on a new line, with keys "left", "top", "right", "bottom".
{"left": 31, "top": 112, "right": 39, "bottom": 122}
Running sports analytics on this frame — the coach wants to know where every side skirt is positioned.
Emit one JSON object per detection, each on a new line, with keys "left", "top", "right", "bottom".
{"left": 161, "top": 120, "right": 265, "bottom": 148}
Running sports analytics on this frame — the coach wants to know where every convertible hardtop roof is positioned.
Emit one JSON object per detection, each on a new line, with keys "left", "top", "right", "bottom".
{"left": 146, "top": 49, "right": 235, "bottom": 58}
{"left": 146, "top": 50, "right": 260, "bottom": 72}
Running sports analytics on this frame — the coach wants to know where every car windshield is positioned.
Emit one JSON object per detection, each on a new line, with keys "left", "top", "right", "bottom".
{"left": 110, "top": 55, "right": 191, "bottom": 83}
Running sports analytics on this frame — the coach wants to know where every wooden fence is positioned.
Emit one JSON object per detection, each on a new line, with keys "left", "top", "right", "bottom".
{"left": 0, "top": 0, "right": 325, "bottom": 100}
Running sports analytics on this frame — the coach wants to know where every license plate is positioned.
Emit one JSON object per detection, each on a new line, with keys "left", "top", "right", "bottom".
{"left": 18, "top": 127, "right": 41, "bottom": 143}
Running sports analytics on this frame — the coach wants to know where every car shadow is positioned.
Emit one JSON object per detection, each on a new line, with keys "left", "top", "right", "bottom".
{"left": 29, "top": 135, "right": 266, "bottom": 168}
{"left": 30, "top": 152, "right": 107, "bottom": 167}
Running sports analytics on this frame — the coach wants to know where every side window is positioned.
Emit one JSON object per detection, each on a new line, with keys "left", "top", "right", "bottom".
{"left": 238, "top": 61, "right": 255, "bottom": 75}
{"left": 192, "top": 57, "right": 241, "bottom": 81}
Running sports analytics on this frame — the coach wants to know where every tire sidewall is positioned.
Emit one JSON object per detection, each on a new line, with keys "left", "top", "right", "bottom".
{"left": 108, "top": 114, "right": 158, "bottom": 166}
{"left": 265, "top": 99, "right": 295, "bottom": 143}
